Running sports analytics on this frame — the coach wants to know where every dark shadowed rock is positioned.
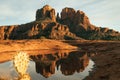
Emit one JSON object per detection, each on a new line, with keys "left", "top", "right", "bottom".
{"left": 59, "top": 7, "right": 120, "bottom": 40}
{"left": 60, "top": 8, "right": 93, "bottom": 31}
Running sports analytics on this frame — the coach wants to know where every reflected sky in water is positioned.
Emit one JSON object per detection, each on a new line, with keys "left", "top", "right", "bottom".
{"left": 0, "top": 50, "right": 95, "bottom": 80}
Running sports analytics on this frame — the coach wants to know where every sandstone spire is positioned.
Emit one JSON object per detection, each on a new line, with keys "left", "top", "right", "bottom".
{"left": 36, "top": 5, "right": 56, "bottom": 22}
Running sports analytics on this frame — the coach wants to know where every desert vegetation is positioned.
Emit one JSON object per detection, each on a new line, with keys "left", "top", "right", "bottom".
{"left": 13, "top": 51, "right": 30, "bottom": 80}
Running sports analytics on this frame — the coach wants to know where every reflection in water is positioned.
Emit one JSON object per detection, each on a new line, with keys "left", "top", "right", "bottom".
{"left": 35, "top": 61, "right": 56, "bottom": 78}
{"left": 57, "top": 53, "right": 89, "bottom": 75}
{"left": 30, "top": 51, "right": 90, "bottom": 78}
{"left": 0, "top": 50, "right": 95, "bottom": 80}
{"left": 17, "top": 74, "right": 31, "bottom": 80}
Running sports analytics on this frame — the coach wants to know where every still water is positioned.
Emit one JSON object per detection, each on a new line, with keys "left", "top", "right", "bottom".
{"left": 0, "top": 50, "right": 95, "bottom": 80}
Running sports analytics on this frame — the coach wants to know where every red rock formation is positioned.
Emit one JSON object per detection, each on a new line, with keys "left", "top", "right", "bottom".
{"left": 60, "top": 8, "right": 93, "bottom": 31}
{"left": 0, "top": 26, "right": 5, "bottom": 40}
{"left": 60, "top": 7, "right": 120, "bottom": 40}
{"left": 61, "top": 7, "right": 76, "bottom": 20}
{"left": 0, "top": 25, "right": 17, "bottom": 40}
{"left": 36, "top": 5, "right": 56, "bottom": 22}
{"left": 0, "top": 5, "right": 119, "bottom": 40}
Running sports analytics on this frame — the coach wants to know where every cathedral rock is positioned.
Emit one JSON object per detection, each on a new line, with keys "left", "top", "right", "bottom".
{"left": 0, "top": 5, "right": 120, "bottom": 40}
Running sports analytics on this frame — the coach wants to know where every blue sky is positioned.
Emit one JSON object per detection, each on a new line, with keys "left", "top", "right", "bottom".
{"left": 0, "top": 0, "right": 120, "bottom": 31}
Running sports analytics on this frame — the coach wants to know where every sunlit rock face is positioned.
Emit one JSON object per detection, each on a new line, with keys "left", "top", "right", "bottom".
{"left": 0, "top": 25, "right": 17, "bottom": 40}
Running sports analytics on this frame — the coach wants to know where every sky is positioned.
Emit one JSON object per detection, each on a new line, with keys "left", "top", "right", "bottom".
{"left": 0, "top": 0, "right": 120, "bottom": 31}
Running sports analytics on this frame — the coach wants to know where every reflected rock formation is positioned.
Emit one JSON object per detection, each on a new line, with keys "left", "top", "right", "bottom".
{"left": 56, "top": 52, "right": 89, "bottom": 75}
{"left": 30, "top": 51, "right": 90, "bottom": 78}
{"left": 35, "top": 61, "right": 56, "bottom": 78}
